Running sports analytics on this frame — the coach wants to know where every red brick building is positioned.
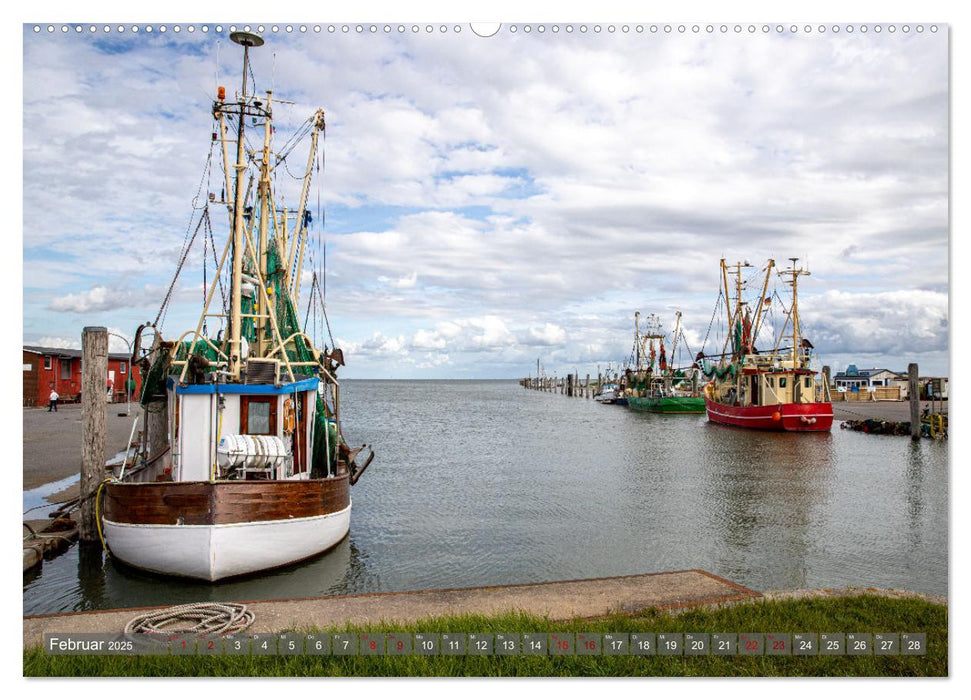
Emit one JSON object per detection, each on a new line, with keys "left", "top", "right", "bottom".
{"left": 22, "top": 345, "right": 143, "bottom": 407}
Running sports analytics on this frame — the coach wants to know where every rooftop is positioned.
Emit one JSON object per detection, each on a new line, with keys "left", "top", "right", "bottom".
{"left": 834, "top": 367, "right": 901, "bottom": 378}
{"left": 24, "top": 345, "right": 132, "bottom": 362}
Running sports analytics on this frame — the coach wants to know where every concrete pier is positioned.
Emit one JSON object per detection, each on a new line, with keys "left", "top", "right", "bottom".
{"left": 23, "top": 570, "right": 759, "bottom": 647}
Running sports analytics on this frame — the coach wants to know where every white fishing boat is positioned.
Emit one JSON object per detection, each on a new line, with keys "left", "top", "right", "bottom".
{"left": 101, "top": 32, "right": 372, "bottom": 581}
{"left": 594, "top": 382, "right": 620, "bottom": 404}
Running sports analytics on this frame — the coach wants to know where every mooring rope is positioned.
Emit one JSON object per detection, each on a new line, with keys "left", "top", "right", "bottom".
{"left": 124, "top": 602, "right": 255, "bottom": 636}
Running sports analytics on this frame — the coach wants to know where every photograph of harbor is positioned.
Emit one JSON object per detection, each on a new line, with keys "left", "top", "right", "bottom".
{"left": 22, "top": 17, "right": 948, "bottom": 678}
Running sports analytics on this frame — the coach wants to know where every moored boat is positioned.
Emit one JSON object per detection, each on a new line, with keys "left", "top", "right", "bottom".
{"left": 625, "top": 311, "right": 705, "bottom": 414}
{"left": 629, "top": 393, "right": 704, "bottom": 414}
{"left": 594, "top": 382, "right": 621, "bottom": 404}
{"left": 701, "top": 259, "right": 832, "bottom": 432}
{"left": 101, "top": 32, "right": 373, "bottom": 581}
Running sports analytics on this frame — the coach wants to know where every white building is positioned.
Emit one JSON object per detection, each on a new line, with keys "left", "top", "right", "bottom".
{"left": 833, "top": 365, "right": 902, "bottom": 393}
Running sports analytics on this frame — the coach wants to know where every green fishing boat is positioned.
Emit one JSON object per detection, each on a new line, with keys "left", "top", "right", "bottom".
{"left": 627, "top": 391, "right": 705, "bottom": 414}
{"left": 624, "top": 311, "right": 705, "bottom": 414}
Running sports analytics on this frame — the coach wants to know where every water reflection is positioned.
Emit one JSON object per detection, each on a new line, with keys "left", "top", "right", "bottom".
{"left": 76, "top": 543, "right": 108, "bottom": 611}
{"left": 25, "top": 534, "right": 375, "bottom": 615}
{"left": 698, "top": 426, "right": 836, "bottom": 590}
{"left": 906, "top": 441, "right": 926, "bottom": 548}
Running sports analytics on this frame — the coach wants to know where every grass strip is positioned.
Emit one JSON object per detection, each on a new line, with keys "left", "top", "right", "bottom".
{"left": 24, "top": 594, "right": 947, "bottom": 677}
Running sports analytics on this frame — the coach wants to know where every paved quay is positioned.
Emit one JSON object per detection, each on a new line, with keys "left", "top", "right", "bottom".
{"left": 832, "top": 399, "right": 945, "bottom": 423}
{"left": 23, "top": 570, "right": 759, "bottom": 648}
{"left": 23, "top": 404, "right": 137, "bottom": 490}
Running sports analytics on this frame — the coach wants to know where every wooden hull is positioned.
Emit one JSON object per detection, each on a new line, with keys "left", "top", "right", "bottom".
{"left": 627, "top": 395, "right": 705, "bottom": 414}
{"left": 103, "top": 478, "right": 350, "bottom": 581}
{"left": 704, "top": 397, "right": 833, "bottom": 432}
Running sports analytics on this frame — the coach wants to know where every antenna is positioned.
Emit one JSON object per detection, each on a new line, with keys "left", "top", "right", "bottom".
{"left": 230, "top": 31, "right": 264, "bottom": 48}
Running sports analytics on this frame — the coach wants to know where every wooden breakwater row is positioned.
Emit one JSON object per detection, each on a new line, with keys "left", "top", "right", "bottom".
{"left": 519, "top": 373, "right": 613, "bottom": 398}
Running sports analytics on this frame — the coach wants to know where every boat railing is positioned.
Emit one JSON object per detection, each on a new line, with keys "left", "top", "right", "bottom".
{"left": 170, "top": 331, "right": 231, "bottom": 383}
{"left": 168, "top": 331, "right": 231, "bottom": 364}
{"left": 264, "top": 331, "right": 321, "bottom": 365}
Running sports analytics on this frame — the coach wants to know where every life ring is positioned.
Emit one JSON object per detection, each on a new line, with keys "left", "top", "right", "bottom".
{"left": 283, "top": 398, "right": 296, "bottom": 434}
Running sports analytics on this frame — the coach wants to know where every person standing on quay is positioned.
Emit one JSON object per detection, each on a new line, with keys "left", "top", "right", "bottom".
{"left": 48, "top": 388, "right": 59, "bottom": 412}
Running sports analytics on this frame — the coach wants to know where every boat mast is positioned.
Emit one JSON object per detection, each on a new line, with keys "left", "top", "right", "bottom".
{"left": 289, "top": 109, "right": 326, "bottom": 307}
{"left": 785, "top": 257, "right": 809, "bottom": 368}
{"left": 720, "top": 260, "right": 752, "bottom": 359}
{"left": 227, "top": 31, "right": 264, "bottom": 381}
{"left": 670, "top": 310, "right": 682, "bottom": 371}
{"left": 256, "top": 89, "right": 274, "bottom": 358}
{"left": 634, "top": 310, "right": 641, "bottom": 371}
{"left": 751, "top": 259, "right": 775, "bottom": 352}
{"left": 720, "top": 259, "right": 732, "bottom": 332}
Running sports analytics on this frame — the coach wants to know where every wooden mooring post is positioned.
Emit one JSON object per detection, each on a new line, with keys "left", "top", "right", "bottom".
{"left": 80, "top": 326, "right": 108, "bottom": 543}
{"left": 585, "top": 374, "right": 590, "bottom": 398}
{"left": 909, "top": 363, "right": 920, "bottom": 440}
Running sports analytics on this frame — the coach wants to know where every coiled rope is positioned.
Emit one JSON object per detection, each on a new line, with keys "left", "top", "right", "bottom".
{"left": 125, "top": 602, "right": 255, "bottom": 636}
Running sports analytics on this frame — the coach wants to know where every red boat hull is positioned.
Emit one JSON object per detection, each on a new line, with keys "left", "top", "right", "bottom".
{"left": 704, "top": 397, "right": 833, "bottom": 432}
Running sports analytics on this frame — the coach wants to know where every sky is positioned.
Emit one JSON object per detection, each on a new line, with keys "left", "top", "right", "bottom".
{"left": 21, "top": 20, "right": 949, "bottom": 379}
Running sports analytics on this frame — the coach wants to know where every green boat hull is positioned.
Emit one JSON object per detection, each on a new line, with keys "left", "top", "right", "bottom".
{"left": 627, "top": 395, "right": 706, "bottom": 414}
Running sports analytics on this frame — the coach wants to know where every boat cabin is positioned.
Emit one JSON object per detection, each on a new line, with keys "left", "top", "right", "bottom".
{"left": 166, "top": 374, "right": 328, "bottom": 482}
{"left": 742, "top": 369, "right": 819, "bottom": 406}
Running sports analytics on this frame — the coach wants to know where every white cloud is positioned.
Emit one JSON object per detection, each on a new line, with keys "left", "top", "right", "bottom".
{"left": 525, "top": 323, "right": 567, "bottom": 346}
{"left": 801, "top": 289, "right": 947, "bottom": 355}
{"left": 378, "top": 271, "right": 418, "bottom": 289}
{"left": 48, "top": 284, "right": 164, "bottom": 314}
{"left": 33, "top": 336, "right": 81, "bottom": 350}
{"left": 29, "top": 327, "right": 131, "bottom": 354}
{"left": 412, "top": 328, "right": 447, "bottom": 350}
{"left": 49, "top": 286, "right": 122, "bottom": 313}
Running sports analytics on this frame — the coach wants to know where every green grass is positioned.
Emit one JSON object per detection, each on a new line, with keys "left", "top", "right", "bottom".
{"left": 23, "top": 595, "right": 947, "bottom": 677}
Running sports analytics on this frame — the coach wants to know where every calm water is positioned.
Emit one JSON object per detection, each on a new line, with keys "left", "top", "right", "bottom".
{"left": 23, "top": 380, "right": 948, "bottom": 615}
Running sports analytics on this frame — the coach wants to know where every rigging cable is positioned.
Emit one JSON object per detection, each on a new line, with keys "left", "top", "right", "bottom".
{"left": 205, "top": 216, "right": 228, "bottom": 324}
{"left": 155, "top": 206, "right": 212, "bottom": 330}
{"left": 275, "top": 116, "right": 315, "bottom": 167}
{"left": 699, "top": 289, "right": 723, "bottom": 355}
{"left": 155, "top": 144, "right": 216, "bottom": 330}
{"left": 303, "top": 134, "right": 335, "bottom": 351}
{"left": 288, "top": 134, "right": 319, "bottom": 299}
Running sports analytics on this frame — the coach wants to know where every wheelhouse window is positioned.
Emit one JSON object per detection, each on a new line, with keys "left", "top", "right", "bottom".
{"left": 779, "top": 376, "right": 787, "bottom": 388}
{"left": 60, "top": 359, "right": 72, "bottom": 380}
{"left": 241, "top": 396, "right": 277, "bottom": 435}
{"left": 44, "top": 356, "right": 52, "bottom": 370}
{"left": 805, "top": 377, "right": 812, "bottom": 388}
{"left": 120, "top": 361, "right": 127, "bottom": 375}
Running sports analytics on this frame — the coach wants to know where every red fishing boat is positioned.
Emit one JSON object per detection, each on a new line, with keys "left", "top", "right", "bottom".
{"left": 701, "top": 259, "right": 833, "bottom": 432}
